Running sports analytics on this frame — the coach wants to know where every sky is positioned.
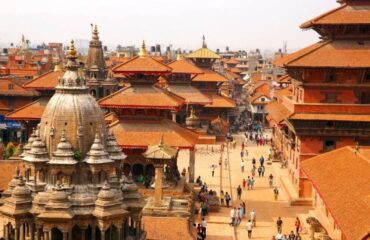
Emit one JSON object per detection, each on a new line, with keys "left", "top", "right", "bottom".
{"left": 0, "top": 0, "right": 338, "bottom": 53}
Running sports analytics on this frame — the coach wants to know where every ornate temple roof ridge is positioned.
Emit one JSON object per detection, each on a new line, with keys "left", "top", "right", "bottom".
{"left": 21, "top": 127, "right": 37, "bottom": 158}
{"left": 106, "top": 131, "right": 127, "bottom": 161}
{"left": 55, "top": 40, "right": 88, "bottom": 90}
{"left": 23, "top": 125, "right": 49, "bottom": 163}
{"left": 50, "top": 129, "right": 77, "bottom": 165}
{"left": 84, "top": 132, "right": 113, "bottom": 164}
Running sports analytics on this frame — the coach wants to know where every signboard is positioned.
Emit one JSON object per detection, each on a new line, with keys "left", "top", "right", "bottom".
{"left": 0, "top": 115, "right": 22, "bottom": 129}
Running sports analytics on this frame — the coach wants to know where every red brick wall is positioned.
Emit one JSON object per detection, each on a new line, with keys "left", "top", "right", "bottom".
{"left": 142, "top": 216, "right": 194, "bottom": 240}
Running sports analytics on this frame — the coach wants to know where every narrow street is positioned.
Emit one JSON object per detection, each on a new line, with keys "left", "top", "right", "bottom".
{"left": 178, "top": 133, "right": 312, "bottom": 240}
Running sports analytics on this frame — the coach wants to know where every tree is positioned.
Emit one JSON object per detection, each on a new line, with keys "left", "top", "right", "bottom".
{"left": 5, "top": 142, "right": 16, "bottom": 159}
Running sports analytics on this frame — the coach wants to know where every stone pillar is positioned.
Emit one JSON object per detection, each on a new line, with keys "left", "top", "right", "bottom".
{"left": 188, "top": 149, "right": 195, "bottom": 183}
{"left": 20, "top": 224, "right": 24, "bottom": 240}
{"left": 154, "top": 164, "right": 163, "bottom": 206}
{"left": 15, "top": 227, "right": 19, "bottom": 240}
{"left": 116, "top": 228, "right": 122, "bottom": 240}
{"left": 81, "top": 228, "right": 86, "bottom": 240}
{"left": 43, "top": 231, "right": 49, "bottom": 240}
{"left": 91, "top": 226, "right": 96, "bottom": 240}
{"left": 101, "top": 229, "right": 105, "bottom": 240}
{"left": 3, "top": 225, "right": 8, "bottom": 240}
{"left": 36, "top": 227, "right": 41, "bottom": 240}
{"left": 30, "top": 224, "right": 35, "bottom": 240}
{"left": 62, "top": 231, "right": 68, "bottom": 240}
{"left": 171, "top": 110, "right": 177, "bottom": 123}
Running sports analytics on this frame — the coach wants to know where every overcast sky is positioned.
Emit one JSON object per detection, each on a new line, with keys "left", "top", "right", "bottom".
{"left": 0, "top": 0, "right": 338, "bottom": 52}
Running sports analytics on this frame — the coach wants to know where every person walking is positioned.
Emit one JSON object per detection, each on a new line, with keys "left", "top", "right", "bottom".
{"left": 246, "top": 219, "right": 253, "bottom": 239}
{"left": 276, "top": 217, "right": 283, "bottom": 233}
{"left": 241, "top": 159, "right": 245, "bottom": 173}
{"left": 201, "top": 218, "right": 207, "bottom": 238}
{"left": 269, "top": 174, "right": 274, "bottom": 188}
{"left": 211, "top": 164, "right": 216, "bottom": 177}
{"left": 240, "top": 150, "right": 244, "bottom": 159}
{"left": 258, "top": 166, "right": 262, "bottom": 177}
{"left": 251, "top": 166, "right": 256, "bottom": 177}
{"left": 259, "top": 156, "right": 265, "bottom": 167}
{"left": 237, "top": 207, "right": 243, "bottom": 225}
{"left": 197, "top": 223, "right": 203, "bottom": 240}
{"left": 261, "top": 165, "right": 265, "bottom": 177}
{"left": 225, "top": 192, "right": 231, "bottom": 208}
{"left": 252, "top": 158, "right": 256, "bottom": 168}
{"left": 220, "top": 190, "right": 225, "bottom": 206}
{"left": 294, "top": 217, "right": 301, "bottom": 234}
{"left": 224, "top": 158, "right": 228, "bottom": 168}
{"left": 250, "top": 209, "right": 256, "bottom": 227}
{"left": 242, "top": 202, "right": 246, "bottom": 215}
{"left": 250, "top": 177, "right": 255, "bottom": 190}
{"left": 230, "top": 208, "right": 235, "bottom": 226}
{"left": 242, "top": 178, "right": 247, "bottom": 189}
{"left": 274, "top": 187, "right": 279, "bottom": 201}
{"left": 237, "top": 185, "right": 242, "bottom": 200}
{"left": 247, "top": 176, "right": 251, "bottom": 190}
{"left": 245, "top": 149, "right": 249, "bottom": 157}
{"left": 241, "top": 141, "right": 245, "bottom": 151}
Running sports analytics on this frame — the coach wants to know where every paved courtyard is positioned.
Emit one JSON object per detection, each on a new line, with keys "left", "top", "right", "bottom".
{"left": 178, "top": 133, "right": 312, "bottom": 240}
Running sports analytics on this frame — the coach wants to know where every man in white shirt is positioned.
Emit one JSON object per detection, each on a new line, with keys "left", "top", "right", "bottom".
{"left": 230, "top": 208, "right": 235, "bottom": 226}
{"left": 250, "top": 209, "right": 256, "bottom": 227}
{"left": 201, "top": 218, "right": 207, "bottom": 238}
{"left": 246, "top": 219, "right": 253, "bottom": 239}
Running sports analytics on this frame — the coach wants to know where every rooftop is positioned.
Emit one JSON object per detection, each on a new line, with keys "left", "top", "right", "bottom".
{"left": 23, "top": 70, "right": 63, "bottom": 90}
{"left": 192, "top": 68, "right": 227, "bottom": 83}
{"left": 301, "top": 146, "right": 370, "bottom": 240}
{"left": 6, "top": 97, "right": 49, "bottom": 121}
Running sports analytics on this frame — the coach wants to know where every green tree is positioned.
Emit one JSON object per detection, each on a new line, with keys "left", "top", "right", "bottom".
{"left": 5, "top": 142, "right": 16, "bottom": 159}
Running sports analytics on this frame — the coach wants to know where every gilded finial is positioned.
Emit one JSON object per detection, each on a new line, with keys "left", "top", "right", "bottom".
{"left": 159, "top": 134, "right": 164, "bottom": 147}
{"left": 68, "top": 39, "right": 77, "bottom": 58}
{"left": 138, "top": 40, "right": 147, "bottom": 57}
{"left": 93, "top": 24, "right": 99, "bottom": 35}
{"left": 176, "top": 49, "right": 182, "bottom": 61}
{"left": 202, "top": 35, "right": 207, "bottom": 48}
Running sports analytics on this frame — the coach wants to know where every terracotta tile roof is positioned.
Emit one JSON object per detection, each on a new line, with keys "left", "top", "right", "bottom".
{"left": 289, "top": 113, "right": 370, "bottom": 122}
{"left": 250, "top": 72, "right": 262, "bottom": 84}
{"left": 167, "top": 59, "right": 203, "bottom": 74}
{"left": 224, "top": 70, "right": 241, "bottom": 80}
{"left": 265, "top": 101, "right": 292, "bottom": 124}
{"left": 104, "top": 112, "right": 119, "bottom": 124}
{"left": 225, "top": 58, "right": 239, "bottom": 65}
{"left": 0, "top": 160, "right": 23, "bottom": 191}
{"left": 249, "top": 92, "right": 271, "bottom": 104}
{"left": 0, "top": 78, "right": 40, "bottom": 97}
{"left": 205, "top": 93, "right": 236, "bottom": 108}
{"left": 301, "top": 3, "right": 370, "bottom": 29}
{"left": 99, "top": 85, "right": 184, "bottom": 110}
{"left": 8, "top": 68, "right": 39, "bottom": 76}
{"left": 275, "top": 40, "right": 370, "bottom": 68}
{"left": 109, "top": 118, "right": 199, "bottom": 149}
{"left": 276, "top": 75, "right": 292, "bottom": 84}
{"left": 192, "top": 68, "right": 227, "bottom": 82}
{"left": 301, "top": 146, "right": 370, "bottom": 240}
{"left": 6, "top": 97, "right": 49, "bottom": 120}
{"left": 166, "top": 84, "right": 211, "bottom": 105}
{"left": 186, "top": 48, "right": 221, "bottom": 59}
{"left": 274, "top": 86, "right": 293, "bottom": 101}
{"left": 230, "top": 67, "right": 242, "bottom": 73}
{"left": 112, "top": 55, "right": 172, "bottom": 74}
{"left": 23, "top": 70, "right": 63, "bottom": 90}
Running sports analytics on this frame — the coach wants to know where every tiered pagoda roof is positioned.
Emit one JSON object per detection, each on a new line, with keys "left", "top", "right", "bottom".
{"left": 165, "top": 85, "right": 211, "bottom": 105}
{"left": 204, "top": 93, "right": 236, "bottom": 108}
{"left": 109, "top": 118, "right": 199, "bottom": 149}
{"left": 192, "top": 68, "right": 227, "bottom": 82}
{"left": 22, "top": 68, "right": 63, "bottom": 90}
{"left": 167, "top": 57, "right": 203, "bottom": 75}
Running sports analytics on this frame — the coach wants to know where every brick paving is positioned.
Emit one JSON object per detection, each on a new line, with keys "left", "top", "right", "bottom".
{"left": 177, "top": 133, "right": 312, "bottom": 240}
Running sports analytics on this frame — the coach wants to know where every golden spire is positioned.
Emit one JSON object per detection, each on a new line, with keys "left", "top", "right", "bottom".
{"left": 68, "top": 39, "right": 77, "bottom": 58}
{"left": 176, "top": 49, "right": 182, "bottom": 61}
{"left": 138, "top": 40, "right": 147, "bottom": 57}
{"left": 202, "top": 35, "right": 207, "bottom": 48}
{"left": 93, "top": 24, "right": 99, "bottom": 35}
{"left": 54, "top": 63, "right": 62, "bottom": 72}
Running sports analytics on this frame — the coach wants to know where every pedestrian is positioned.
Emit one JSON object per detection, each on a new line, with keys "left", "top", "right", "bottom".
{"left": 197, "top": 223, "right": 203, "bottom": 240}
{"left": 211, "top": 164, "right": 216, "bottom": 177}
{"left": 247, "top": 176, "right": 251, "bottom": 190}
{"left": 250, "top": 177, "right": 255, "bottom": 190}
{"left": 257, "top": 166, "right": 262, "bottom": 177}
{"left": 276, "top": 217, "right": 283, "bottom": 233}
{"left": 259, "top": 156, "right": 265, "bottom": 167}
{"left": 251, "top": 166, "right": 256, "bottom": 177}
{"left": 201, "top": 201, "right": 208, "bottom": 216}
{"left": 242, "top": 202, "right": 246, "bottom": 215}
{"left": 274, "top": 187, "right": 279, "bottom": 201}
{"left": 252, "top": 158, "right": 256, "bottom": 168}
{"left": 246, "top": 219, "right": 253, "bottom": 239}
{"left": 230, "top": 207, "right": 235, "bottom": 225}
{"left": 241, "top": 159, "right": 245, "bottom": 172}
{"left": 225, "top": 192, "right": 231, "bottom": 208}
{"left": 261, "top": 165, "right": 265, "bottom": 177}
{"left": 269, "top": 174, "right": 274, "bottom": 188}
{"left": 220, "top": 190, "right": 225, "bottom": 206}
{"left": 239, "top": 203, "right": 245, "bottom": 218}
{"left": 250, "top": 209, "right": 256, "bottom": 227}
{"left": 237, "top": 185, "right": 242, "bottom": 200}
{"left": 241, "top": 141, "right": 245, "bottom": 151}
{"left": 224, "top": 158, "right": 228, "bottom": 168}
{"left": 237, "top": 207, "right": 243, "bottom": 225}
{"left": 240, "top": 150, "right": 244, "bottom": 159}
{"left": 242, "top": 178, "right": 246, "bottom": 189}
{"left": 201, "top": 218, "right": 207, "bottom": 238}
{"left": 294, "top": 217, "right": 301, "bottom": 234}
{"left": 276, "top": 232, "right": 283, "bottom": 240}
{"left": 288, "top": 231, "right": 295, "bottom": 240}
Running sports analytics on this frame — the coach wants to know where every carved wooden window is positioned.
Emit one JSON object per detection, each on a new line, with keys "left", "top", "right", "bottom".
{"left": 322, "top": 92, "right": 338, "bottom": 103}
{"left": 325, "top": 71, "right": 336, "bottom": 83}
{"left": 364, "top": 71, "right": 370, "bottom": 83}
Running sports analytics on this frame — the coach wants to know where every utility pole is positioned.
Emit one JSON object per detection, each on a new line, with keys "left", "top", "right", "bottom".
{"left": 219, "top": 143, "right": 224, "bottom": 193}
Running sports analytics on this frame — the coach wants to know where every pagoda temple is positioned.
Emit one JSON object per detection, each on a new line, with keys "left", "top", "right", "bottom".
{"left": 268, "top": 0, "right": 370, "bottom": 200}
{"left": 99, "top": 41, "right": 199, "bottom": 183}
{"left": 0, "top": 40, "right": 145, "bottom": 240}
